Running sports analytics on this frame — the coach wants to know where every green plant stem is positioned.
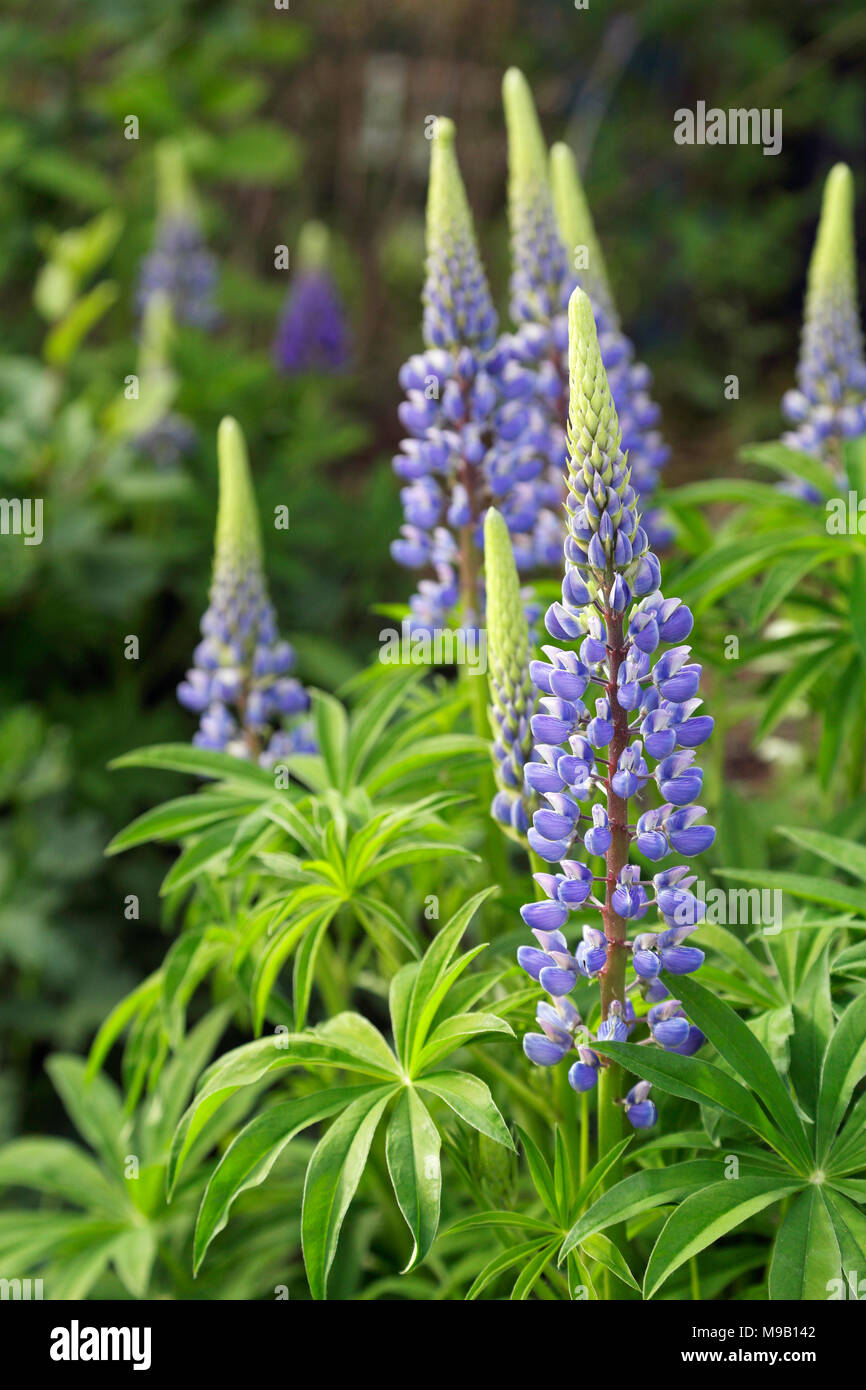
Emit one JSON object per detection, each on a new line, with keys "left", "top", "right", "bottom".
{"left": 579, "top": 1090, "right": 590, "bottom": 1188}
{"left": 462, "top": 664, "right": 509, "bottom": 895}
{"left": 689, "top": 1256, "right": 701, "bottom": 1300}
{"left": 597, "top": 1061, "right": 625, "bottom": 1299}
{"left": 554, "top": 1060, "right": 582, "bottom": 1188}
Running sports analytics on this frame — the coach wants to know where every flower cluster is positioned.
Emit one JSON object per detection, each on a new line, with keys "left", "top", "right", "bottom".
{"left": 137, "top": 144, "right": 218, "bottom": 332}
{"left": 516, "top": 287, "right": 715, "bottom": 1129}
{"left": 273, "top": 222, "right": 350, "bottom": 374}
{"left": 484, "top": 507, "right": 539, "bottom": 836}
{"left": 780, "top": 163, "right": 866, "bottom": 492}
{"left": 177, "top": 418, "right": 313, "bottom": 766}
{"left": 390, "top": 118, "right": 549, "bottom": 633}
{"left": 503, "top": 69, "right": 670, "bottom": 547}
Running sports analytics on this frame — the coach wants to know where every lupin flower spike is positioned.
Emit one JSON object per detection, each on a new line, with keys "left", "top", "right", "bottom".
{"left": 137, "top": 141, "right": 218, "bottom": 331}
{"left": 131, "top": 291, "right": 196, "bottom": 469}
{"left": 177, "top": 417, "right": 313, "bottom": 766}
{"left": 780, "top": 163, "right": 866, "bottom": 489}
{"left": 273, "top": 221, "right": 350, "bottom": 374}
{"left": 515, "top": 287, "right": 716, "bottom": 1131}
{"left": 484, "top": 508, "right": 539, "bottom": 837}
{"left": 390, "top": 116, "right": 545, "bottom": 634}
{"left": 502, "top": 70, "right": 670, "bottom": 549}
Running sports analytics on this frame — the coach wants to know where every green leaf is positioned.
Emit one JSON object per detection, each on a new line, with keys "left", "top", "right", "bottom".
{"left": 385, "top": 1089, "right": 441, "bottom": 1270}
{"left": 111, "top": 1227, "right": 157, "bottom": 1299}
{"left": 816, "top": 992, "right": 866, "bottom": 1158}
{"left": 160, "top": 821, "right": 238, "bottom": 896}
{"left": 510, "top": 1239, "right": 560, "bottom": 1300}
{"left": 418, "top": 1071, "right": 515, "bottom": 1151}
{"left": 302, "top": 1086, "right": 396, "bottom": 1299}
{"left": 106, "top": 793, "right": 253, "bottom": 854}
{"left": 110, "top": 743, "right": 275, "bottom": 791}
{"left": 251, "top": 901, "right": 338, "bottom": 1034}
{"left": 404, "top": 888, "right": 496, "bottom": 1070}
{"left": 446, "top": 1210, "right": 555, "bottom": 1238}
{"left": 739, "top": 440, "right": 837, "bottom": 496}
{"left": 779, "top": 825, "right": 866, "bottom": 885}
{"left": 789, "top": 947, "right": 833, "bottom": 1116}
{"left": 45, "top": 1056, "right": 128, "bottom": 1174}
{"left": 768, "top": 1187, "right": 841, "bottom": 1300}
{"left": 465, "top": 1236, "right": 555, "bottom": 1300}
{"left": 591, "top": 1041, "right": 789, "bottom": 1157}
{"left": 194, "top": 1088, "right": 366, "bottom": 1272}
{"left": 824, "top": 1190, "right": 866, "bottom": 1273}
{"left": 312, "top": 691, "right": 349, "bottom": 792}
{"left": 515, "top": 1126, "right": 558, "bottom": 1222}
{"left": 415, "top": 1011, "right": 513, "bottom": 1071}
{"left": 0, "top": 1139, "right": 128, "bottom": 1218}
{"left": 560, "top": 1160, "right": 725, "bottom": 1261}
{"left": 755, "top": 643, "right": 838, "bottom": 742}
{"left": 716, "top": 867, "right": 866, "bottom": 917}
{"left": 572, "top": 1135, "right": 633, "bottom": 1212}
{"left": 344, "top": 668, "right": 422, "bottom": 787}
{"left": 581, "top": 1233, "right": 640, "bottom": 1291}
{"left": 671, "top": 974, "right": 811, "bottom": 1168}
{"left": 643, "top": 1178, "right": 803, "bottom": 1300}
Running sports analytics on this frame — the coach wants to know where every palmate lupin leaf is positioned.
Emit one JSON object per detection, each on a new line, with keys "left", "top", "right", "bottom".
{"left": 484, "top": 507, "right": 538, "bottom": 837}
{"left": 567, "top": 970, "right": 866, "bottom": 1300}
{"left": 165, "top": 890, "right": 514, "bottom": 1297}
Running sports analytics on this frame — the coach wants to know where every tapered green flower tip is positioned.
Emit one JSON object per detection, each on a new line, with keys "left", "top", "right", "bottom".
{"left": 550, "top": 141, "right": 615, "bottom": 324}
{"left": 216, "top": 417, "right": 261, "bottom": 566}
{"left": 297, "top": 220, "right": 330, "bottom": 272}
{"left": 568, "top": 286, "right": 621, "bottom": 465}
{"left": 484, "top": 508, "right": 528, "bottom": 673}
{"left": 155, "top": 140, "right": 195, "bottom": 221}
{"left": 810, "top": 162, "right": 856, "bottom": 287}
{"left": 502, "top": 68, "right": 549, "bottom": 192}
{"left": 426, "top": 116, "right": 471, "bottom": 243}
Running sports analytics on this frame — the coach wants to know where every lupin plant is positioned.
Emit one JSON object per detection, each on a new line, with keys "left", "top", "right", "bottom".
{"left": 483, "top": 506, "right": 538, "bottom": 837}
{"left": 780, "top": 162, "right": 866, "bottom": 491}
{"left": 503, "top": 69, "right": 670, "bottom": 546}
{"left": 390, "top": 117, "right": 545, "bottom": 633}
{"left": 273, "top": 220, "right": 350, "bottom": 374}
{"left": 177, "top": 417, "right": 313, "bottom": 765}
{"left": 516, "top": 287, "right": 714, "bottom": 1140}
{"left": 137, "top": 141, "right": 219, "bottom": 331}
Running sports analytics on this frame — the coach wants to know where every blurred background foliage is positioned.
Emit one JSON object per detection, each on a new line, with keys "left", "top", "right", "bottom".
{"left": 0, "top": 0, "right": 864, "bottom": 1144}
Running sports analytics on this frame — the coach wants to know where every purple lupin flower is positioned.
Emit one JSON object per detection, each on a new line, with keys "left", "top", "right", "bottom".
{"left": 503, "top": 69, "right": 671, "bottom": 552}
{"left": 780, "top": 164, "right": 866, "bottom": 495}
{"left": 515, "top": 288, "right": 715, "bottom": 1130}
{"left": 137, "top": 143, "right": 218, "bottom": 332}
{"left": 177, "top": 417, "right": 313, "bottom": 767}
{"left": 390, "top": 117, "right": 545, "bottom": 635}
{"left": 273, "top": 221, "right": 350, "bottom": 374}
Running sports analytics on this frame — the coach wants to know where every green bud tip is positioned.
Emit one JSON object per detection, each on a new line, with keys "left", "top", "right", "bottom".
{"left": 216, "top": 417, "right": 262, "bottom": 568}
{"left": 568, "top": 285, "right": 622, "bottom": 460}
{"left": 426, "top": 116, "right": 473, "bottom": 245}
{"left": 810, "top": 162, "right": 856, "bottom": 291}
{"left": 550, "top": 141, "right": 615, "bottom": 323}
{"left": 502, "top": 67, "right": 550, "bottom": 193}
{"left": 483, "top": 507, "right": 529, "bottom": 679}
{"left": 297, "top": 220, "right": 330, "bottom": 273}
{"left": 155, "top": 140, "right": 196, "bottom": 222}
